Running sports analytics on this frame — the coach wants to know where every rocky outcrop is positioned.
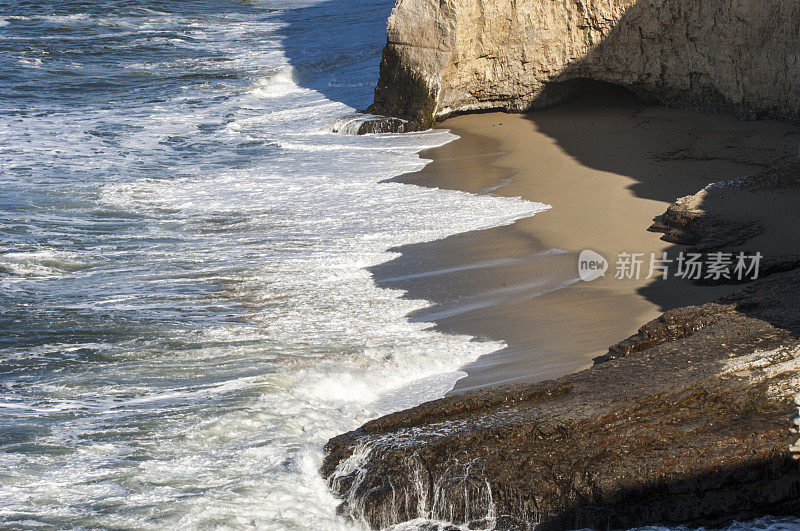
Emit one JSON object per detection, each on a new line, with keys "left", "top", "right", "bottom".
{"left": 595, "top": 303, "right": 737, "bottom": 363}
{"left": 649, "top": 159, "right": 800, "bottom": 251}
{"left": 369, "top": 0, "right": 800, "bottom": 129}
{"left": 327, "top": 113, "right": 408, "bottom": 135}
{"left": 323, "top": 269, "right": 800, "bottom": 529}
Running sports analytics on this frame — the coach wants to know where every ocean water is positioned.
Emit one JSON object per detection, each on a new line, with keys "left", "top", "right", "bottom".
{"left": 0, "top": 0, "right": 547, "bottom": 528}
{"left": 2, "top": 2, "right": 795, "bottom": 531}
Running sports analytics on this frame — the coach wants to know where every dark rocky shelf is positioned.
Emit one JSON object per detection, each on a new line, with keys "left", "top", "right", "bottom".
{"left": 323, "top": 161, "right": 800, "bottom": 529}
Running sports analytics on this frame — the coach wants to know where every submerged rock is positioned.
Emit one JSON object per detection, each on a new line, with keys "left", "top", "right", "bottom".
{"left": 327, "top": 113, "right": 407, "bottom": 135}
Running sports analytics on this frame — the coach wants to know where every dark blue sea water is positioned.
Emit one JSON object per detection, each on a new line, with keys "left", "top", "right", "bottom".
{"left": 0, "top": 0, "right": 540, "bottom": 527}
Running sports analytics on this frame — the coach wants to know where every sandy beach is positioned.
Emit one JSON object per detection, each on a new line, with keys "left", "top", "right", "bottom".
{"left": 324, "top": 0, "right": 800, "bottom": 526}
{"left": 374, "top": 91, "right": 800, "bottom": 392}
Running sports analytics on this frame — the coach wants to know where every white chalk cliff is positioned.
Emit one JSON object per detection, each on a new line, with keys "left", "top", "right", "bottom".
{"left": 368, "top": 0, "right": 800, "bottom": 129}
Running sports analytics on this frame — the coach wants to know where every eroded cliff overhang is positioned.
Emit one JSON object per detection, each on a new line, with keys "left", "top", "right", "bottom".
{"left": 370, "top": 0, "right": 800, "bottom": 129}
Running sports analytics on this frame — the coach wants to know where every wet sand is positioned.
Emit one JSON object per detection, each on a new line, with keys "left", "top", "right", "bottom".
{"left": 372, "top": 92, "right": 800, "bottom": 392}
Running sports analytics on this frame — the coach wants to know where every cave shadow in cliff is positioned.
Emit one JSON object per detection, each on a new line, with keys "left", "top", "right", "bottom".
{"left": 522, "top": 77, "right": 800, "bottom": 202}
{"left": 275, "top": 0, "right": 394, "bottom": 112}
{"left": 513, "top": 0, "right": 800, "bottom": 317}
{"left": 519, "top": 0, "right": 800, "bottom": 201}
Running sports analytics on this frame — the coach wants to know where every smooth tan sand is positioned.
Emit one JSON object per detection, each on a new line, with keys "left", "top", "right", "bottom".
{"left": 374, "top": 93, "right": 800, "bottom": 392}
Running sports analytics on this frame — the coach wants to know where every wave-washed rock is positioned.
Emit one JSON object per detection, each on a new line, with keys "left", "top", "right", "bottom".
{"left": 327, "top": 113, "right": 408, "bottom": 135}
{"left": 323, "top": 268, "right": 800, "bottom": 528}
{"left": 368, "top": 0, "right": 800, "bottom": 130}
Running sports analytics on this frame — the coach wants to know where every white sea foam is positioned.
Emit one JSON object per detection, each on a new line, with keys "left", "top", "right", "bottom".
{"left": 0, "top": 2, "right": 549, "bottom": 528}
{"left": 17, "top": 57, "right": 43, "bottom": 68}
{"left": 0, "top": 250, "right": 90, "bottom": 278}
{"left": 251, "top": 67, "right": 305, "bottom": 98}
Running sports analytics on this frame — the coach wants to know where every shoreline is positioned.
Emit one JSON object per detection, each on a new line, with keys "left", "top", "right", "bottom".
{"left": 377, "top": 91, "right": 800, "bottom": 392}
{"left": 323, "top": 95, "right": 800, "bottom": 528}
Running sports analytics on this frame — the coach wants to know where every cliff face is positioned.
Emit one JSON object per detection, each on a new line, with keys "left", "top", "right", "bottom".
{"left": 369, "top": 0, "right": 800, "bottom": 129}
